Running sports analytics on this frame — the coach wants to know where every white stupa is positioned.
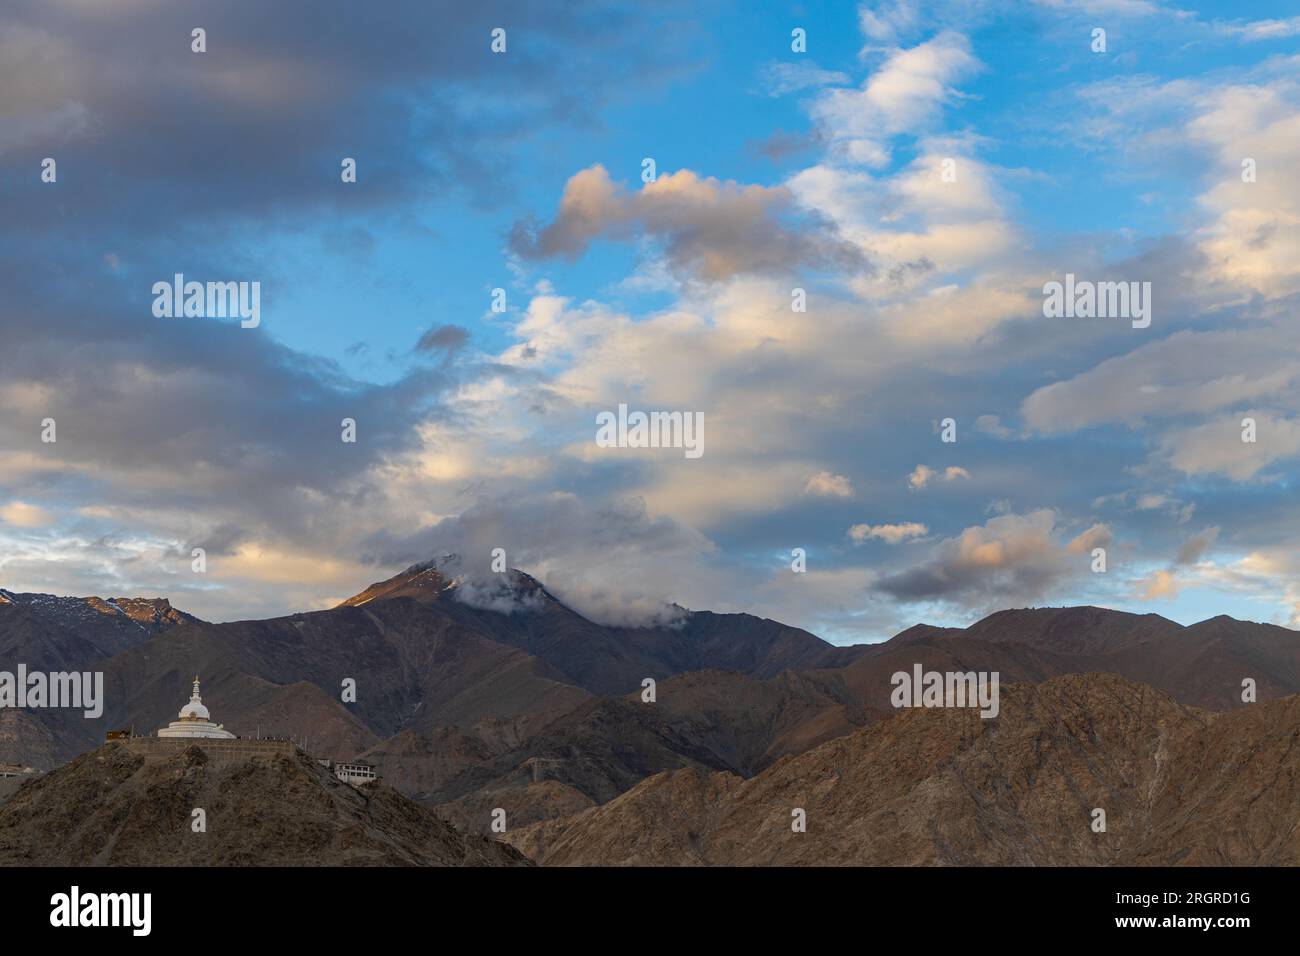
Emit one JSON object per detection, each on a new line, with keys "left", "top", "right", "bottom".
{"left": 157, "top": 676, "right": 236, "bottom": 739}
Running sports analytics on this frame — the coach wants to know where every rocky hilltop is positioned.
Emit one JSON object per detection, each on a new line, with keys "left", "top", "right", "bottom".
{"left": 0, "top": 740, "right": 528, "bottom": 867}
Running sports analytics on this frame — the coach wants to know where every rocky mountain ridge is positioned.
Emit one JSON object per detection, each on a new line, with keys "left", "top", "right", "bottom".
{"left": 2, "top": 564, "right": 1297, "bottom": 864}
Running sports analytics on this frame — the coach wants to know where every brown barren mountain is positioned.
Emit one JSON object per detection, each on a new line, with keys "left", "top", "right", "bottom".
{"left": 339, "top": 560, "right": 866, "bottom": 694}
{"left": 4, "top": 563, "right": 1300, "bottom": 864}
{"left": 366, "top": 666, "right": 872, "bottom": 834}
{"left": 0, "top": 741, "right": 529, "bottom": 867}
{"left": 508, "top": 673, "right": 1300, "bottom": 866}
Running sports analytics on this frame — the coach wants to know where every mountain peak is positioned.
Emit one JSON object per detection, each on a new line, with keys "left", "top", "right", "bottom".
{"left": 0, "top": 590, "right": 198, "bottom": 630}
{"left": 880, "top": 622, "right": 962, "bottom": 647}
{"left": 401, "top": 553, "right": 461, "bottom": 576}
{"left": 961, "top": 605, "right": 1183, "bottom": 654}
{"left": 337, "top": 555, "right": 562, "bottom": 614}
{"left": 338, "top": 561, "right": 457, "bottom": 608}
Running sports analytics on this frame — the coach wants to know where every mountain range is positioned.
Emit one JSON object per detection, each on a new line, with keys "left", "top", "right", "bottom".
{"left": 508, "top": 673, "right": 1300, "bottom": 866}
{"left": 1, "top": 558, "right": 1297, "bottom": 865}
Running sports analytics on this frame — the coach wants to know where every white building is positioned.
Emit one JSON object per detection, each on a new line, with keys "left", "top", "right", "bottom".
{"left": 157, "top": 676, "right": 236, "bottom": 739}
{"left": 335, "top": 761, "right": 377, "bottom": 785}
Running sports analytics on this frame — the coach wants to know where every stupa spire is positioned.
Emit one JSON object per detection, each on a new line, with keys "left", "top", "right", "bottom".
{"left": 157, "top": 672, "right": 233, "bottom": 739}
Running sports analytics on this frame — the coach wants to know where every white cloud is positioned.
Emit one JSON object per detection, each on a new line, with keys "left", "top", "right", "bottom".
{"left": 1212, "top": 16, "right": 1300, "bottom": 41}
{"left": 1137, "top": 568, "right": 1180, "bottom": 600}
{"left": 1066, "top": 523, "right": 1112, "bottom": 554}
{"left": 974, "top": 414, "right": 1013, "bottom": 438}
{"left": 807, "top": 32, "right": 982, "bottom": 167}
{"left": 908, "top": 464, "right": 970, "bottom": 489}
{"left": 858, "top": 0, "right": 921, "bottom": 44}
{"left": 1022, "top": 328, "right": 1300, "bottom": 434}
{"left": 0, "top": 501, "right": 55, "bottom": 528}
{"left": 804, "top": 471, "right": 854, "bottom": 498}
{"left": 762, "top": 61, "right": 849, "bottom": 96}
{"left": 1160, "top": 412, "right": 1300, "bottom": 481}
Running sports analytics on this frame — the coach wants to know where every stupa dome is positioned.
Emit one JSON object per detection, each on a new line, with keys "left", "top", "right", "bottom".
{"left": 157, "top": 676, "right": 235, "bottom": 739}
{"left": 178, "top": 676, "right": 211, "bottom": 719}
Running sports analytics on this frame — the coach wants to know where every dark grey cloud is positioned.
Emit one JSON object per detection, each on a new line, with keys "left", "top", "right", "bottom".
{"left": 871, "top": 510, "right": 1079, "bottom": 607}
{"left": 0, "top": 256, "right": 458, "bottom": 542}
{"left": 1175, "top": 527, "right": 1220, "bottom": 566}
{"left": 0, "top": 0, "right": 709, "bottom": 262}
{"left": 749, "top": 127, "right": 827, "bottom": 163}
{"left": 508, "top": 164, "right": 868, "bottom": 281}
{"left": 415, "top": 324, "right": 470, "bottom": 354}
{"left": 361, "top": 492, "right": 709, "bottom": 571}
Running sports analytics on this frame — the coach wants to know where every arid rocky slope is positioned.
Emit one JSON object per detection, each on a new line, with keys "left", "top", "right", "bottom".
{"left": 369, "top": 667, "right": 872, "bottom": 834}
{"left": 4, "top": 562, "right": 1299, "bottom": 859}
{"left": 507, "top": 674, "right": 1300, "bottom": 866}
{"left": 0, "top": 559, "right": 856, "bottom": 769}
{"left": 0, "top": 741, "right": 528, "bottom": 866}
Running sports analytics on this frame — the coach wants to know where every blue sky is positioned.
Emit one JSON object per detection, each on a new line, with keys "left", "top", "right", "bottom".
{"left": 1, "top": 0, "right": 1298, "bottom": 641}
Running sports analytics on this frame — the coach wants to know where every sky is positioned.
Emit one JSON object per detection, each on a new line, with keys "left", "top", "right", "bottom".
{"left": 1, "top": 0, "right": 1298, "bottom": 642}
